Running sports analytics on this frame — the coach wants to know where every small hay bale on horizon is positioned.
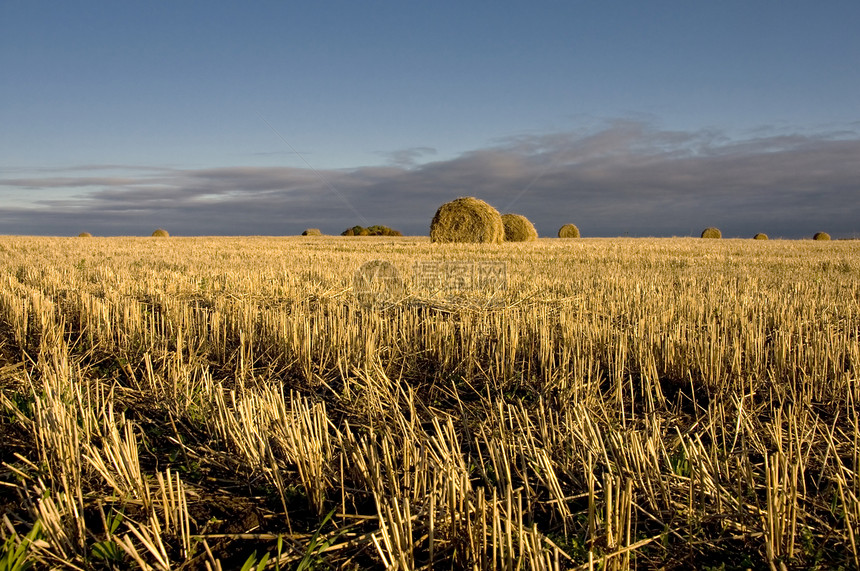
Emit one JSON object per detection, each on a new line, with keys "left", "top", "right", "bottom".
{"left": 151, "top": 228, "right": 169, "bottom": 237}
{"left": 558, "top": 224, "right": 580, "bottom": 238}
{"left": 813, "top": 232, "right": 831, "bottom": 241}
{"left": 753, "top": 233, "right": 768, "bottom": 240}
{"left": 302, "top": 228, "right": 322, "bottom": 236}
{"left": 701, "top": 227, "right": 722, "bottom": 239}
{"left": 77, "top": 232, "right": 93, "bottom": 238}
{"left": 430, "top": 197, "right": 504, "bottom": 244}
{"left": 501, "top": 213, "right": 538, "bottom": 242}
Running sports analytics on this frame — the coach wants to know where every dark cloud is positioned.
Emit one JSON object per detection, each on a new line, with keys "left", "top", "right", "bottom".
{"left": 2, "top": 120, "right": 858, "bottom": 238}
{"left": 380, "top": 147, "right": 438, "bottom": 168}
{"left": 0, "top": 177, "right": 142, "bottom": 189}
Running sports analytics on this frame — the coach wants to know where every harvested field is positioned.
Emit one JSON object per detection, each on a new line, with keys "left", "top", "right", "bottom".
{"left": 0, "top": 235, "right": 858, "bottom": 570}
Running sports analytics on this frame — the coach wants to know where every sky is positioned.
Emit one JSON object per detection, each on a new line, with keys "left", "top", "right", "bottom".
{"left": 1, "top": 1, "right": 859, "bottom": 238}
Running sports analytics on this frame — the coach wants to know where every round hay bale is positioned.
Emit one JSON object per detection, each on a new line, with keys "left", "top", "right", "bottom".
{"left": 77, "top": 232, "right": 93, "bottom": 238}
{"left": 501, "top": 213, "right": 538, "bottom": 242}
{"left": 151, "top": 228, "right": 169, "bottom": 237}
{"left": 701, "top": 227, "right": 722, "bottom": 239}
{"left": 813, "top": 232, "right": 831, "bottom": 241}
{"left": 557, "top": 223, "right": 580, "bottom": 238}
{"left": 753, "top": 233, "right": 768, "bottom": 240}
{"left": 302, "top": 228, "right": 322, "bottom": 236}
{"left": 429, "top": 197, "right": 504, "bottom": 244}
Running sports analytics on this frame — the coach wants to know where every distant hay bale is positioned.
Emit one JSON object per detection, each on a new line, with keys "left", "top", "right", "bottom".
{"left": 430, "top": 197, "right": 504, "bottom": 244}
{"left": 77, "top": 232, "right": 93, "bottom": 238}
{"left": 151, "top": 228, "right": 169, "bottom": 237}
{"left": 813, "top": 232, "right": 831, "bottom": 241}
{"left": 753, "top": 233, "right": 768, "bottom": 240}
{"left": 501, "top": 213, "right": 538, "bottom": 242}
{"left": 701, "top": 227, "right": 722, "bottom": 239}
{"left": 302, "top": 228, "right": 322, "bottom": 236}
{"left": 557, "top": 224, "right": 580, "bottom": 238}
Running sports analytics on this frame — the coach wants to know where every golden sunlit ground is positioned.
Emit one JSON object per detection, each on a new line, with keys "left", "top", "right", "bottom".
{"left": 1, "top": 235, "right": 858, "bottom": 569}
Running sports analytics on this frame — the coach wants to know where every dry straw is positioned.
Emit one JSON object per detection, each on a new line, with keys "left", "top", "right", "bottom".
{"left": 813, "top": 232, "right": 831, "bottom": 241}
{"left": 302, "top": 229, "right": 322, "bottom": 236}
{"left": 77, "top": 232, "right": 93, "bottom": 238}
{"left": 430, "top": 197, "right": 504, "bottom": 243}
{"left": 558, "top": 223, "right": 580, "bottom": 238}
{"left": 501, "top": 213, "right": 538, "bottom": 242}
{"left": 2, "top": 235, "right": 860, "bottom": 569}
{"left": 753, "top": 233, "right": 769, "bottom": 240}
{"left": 701, "top": 227, "right": 722, "bottom": 239}
{"left": 151, "top": 229, "right": 170, "bottom": 237}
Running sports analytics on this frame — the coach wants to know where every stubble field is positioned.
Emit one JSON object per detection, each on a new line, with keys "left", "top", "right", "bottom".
{"left": 0, "top": 235, "right": 858, "bottom": 570}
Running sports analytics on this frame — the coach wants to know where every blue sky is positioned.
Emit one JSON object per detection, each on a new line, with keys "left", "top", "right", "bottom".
{"left": 2, "top": 1, "right": 859, "bottom": 237}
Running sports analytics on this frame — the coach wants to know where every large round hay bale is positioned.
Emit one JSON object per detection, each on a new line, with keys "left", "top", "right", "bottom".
{"left": 501, "top": 213, "right": 538, "bottom": 242}
{"left": 151, "top": 228, "right": 169, "bottom": 237}
{"left": 753, "top": 233, "right": 768, "bottom": 240}
{"left": 302, "top": 228, "right": 322, "bottom": 236}
{"left": 77, "top": 232, "right": 93, "bottom": 238}
{"left": 813, "top": 232, "right": 831, "bottom": 241}
{"left": 701, "top": 227, "right": 721, "bottom": 239}
{"left": 429, "top": 197, "right": 504, "bottom": 243}
{"left": 557, "top": 223, "right": 580, "bottom": 238}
